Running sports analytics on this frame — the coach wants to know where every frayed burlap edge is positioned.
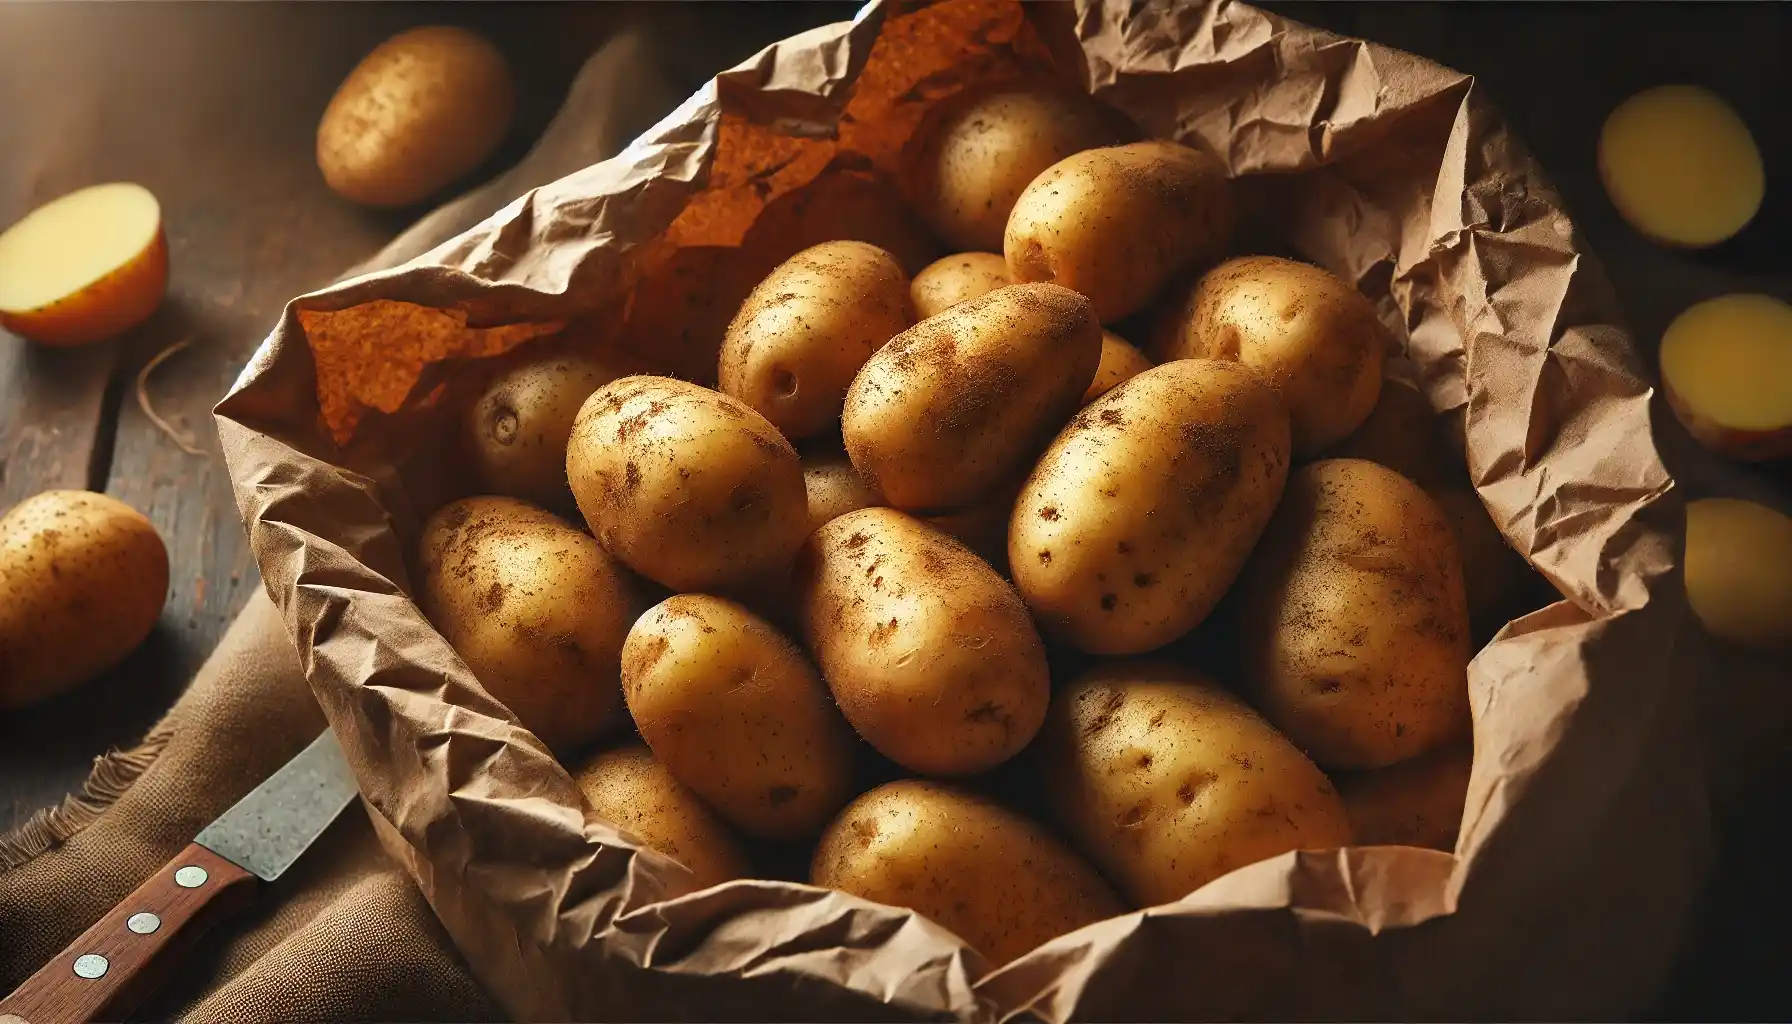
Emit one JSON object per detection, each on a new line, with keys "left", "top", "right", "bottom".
{"left": 0, "top": 724, "right": 174, "bottom": 871}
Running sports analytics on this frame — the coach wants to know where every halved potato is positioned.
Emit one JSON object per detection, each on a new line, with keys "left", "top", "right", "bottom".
{"left": 1598, "top": 85, "right": 1764, "bottom": 248}
{"left": 1660, "top": 293, "right": 1792, "bottom": 461}
{"left": 1685, "top": 497, "right": 1792, "bottom": 650}
{"left": 0, "top": 183, "right": 168, "bottom": 347}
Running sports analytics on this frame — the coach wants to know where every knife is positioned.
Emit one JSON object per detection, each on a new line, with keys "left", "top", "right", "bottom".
{"left": 0, "top": 730, "right": 358, "bottom": 1024}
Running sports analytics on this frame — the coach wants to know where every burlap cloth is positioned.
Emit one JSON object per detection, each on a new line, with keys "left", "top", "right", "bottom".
{"left": 0, "top": 589, "right": 500, "bottom": 1022}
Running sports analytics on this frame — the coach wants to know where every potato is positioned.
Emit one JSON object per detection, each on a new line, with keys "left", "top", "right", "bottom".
{"left": 1599, "top": 85, "right": 1764, "bottom": 248}
{"left": 811, "top": 780, "right": 1124, "bottom": 969}
{"left": 1237, "top": 459, "right": 1471, "bottom": 770}
{"left": 317, "top": 25, "right": 515, "bottom": 208}
{"left": 1434, "top": 488, "right": 1530, "bottom": 633}
{"left": 468, "top": 351, "right": 632, "bottom": 510}
{"left": 1004, "top": 140, "right": 1231, "bottom": 324}
{"left": 905, "top": 84, "right": 1138, "bottom": 253}
{"left": 0, "top": 491, "right": 168, "bottom": 708}
{"left": 1038, "top": 660, "right": 1353, "bottom": 908}
{"left": 1082, "top": 330, "right": 1153, "bottom": 406}
{"left": 1684, "top": 497, "right": 1792, "bottom": 650}
{"left": 418, "top": 496, "right": 640, "bottom": 751}
{"left": 615, "top": 246, "right": 763, "bottom": 386}
{"left": 803, "top": 453, "right": 884, "bottom": 535}
{"left": 842, "top": 283, "right": 1101, "bottom": 511}
{"left": 924, "top": 478, "right": 1023, "bottom": 575}
{"left": 910, "top": 252, "right": 1008, "bottom": 319}
{"left": 796, "top": 508, "right": 1049, "bottom": 775}
{"left": 573, "top": 743, "right": 750, "bottom": 891}
{"left": 742, "top": 167, "right": 943, "bottom": 277}
{"left": 1323, "top": 378, "right": 1456, "bottom": 491}
{"left": 719, "top": 241, "right": 913, "bottom": 441}
{"left": 566, "top": 376, "right": 808, "bottom": 592}
{"left": 1161, "top": 256, "right": 1388, "bottom": 457}
{"left": 622, "top": 595, "right": 857, "bottom": 840}
{"left": 1010, "top": 359, "right": 1291, "bottom": 655}
{"left": 0, "top": 183, "right": 167, "bottom": 347}
{"left": 1660, "top": 293, "right": 1792, "bottom": 461}
{"left": 1335, "top": 743, "right": 1473, "bottom": 852}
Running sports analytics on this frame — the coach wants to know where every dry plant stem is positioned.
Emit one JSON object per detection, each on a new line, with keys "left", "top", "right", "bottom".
{"left": 137, "top": 337, "right": 207, "bottom": 456}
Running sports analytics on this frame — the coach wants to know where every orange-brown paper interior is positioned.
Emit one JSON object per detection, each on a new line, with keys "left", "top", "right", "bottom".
{"left": 216, "top": 1, "right": 1712, "bottom": 1020}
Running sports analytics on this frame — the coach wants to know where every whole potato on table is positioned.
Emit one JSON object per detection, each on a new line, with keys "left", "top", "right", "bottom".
{"left": 842, "top": 282, "right": 1101, "bottom": 512}
{"left": 573, "top": 743, "right": 751, "bottom": 892}
{"left": 418, "top": 495, "right": 641, "bottom": 752}
{"left": 802, "top": 453, "right": 884, "bottom": 535}
{"left": 622, "top": 594, "right": 858, "bottom": 840}
{"left": 796, "top": 508, "right": 1049, "bottom": 776}
{"left": 1004, "top": 139, "right": 1232, "bottom": 324}
{"left": 1336, "top": 742, "right": 1474, "bottom": 852}
{"left": 317, "top": 25, "right": 515, "bottom": 208}
{"left": 1010, "top": 359, "right": 1291, "bottom": 656}
{"left": 566, "top": 376, "right": 809, "bottom": 593}
{"left": 467, "top": 350, "right": 632, "bottom": 511}
{"left": 905, "top": 84, "right": 1138, "bottom": 253}
{"left": 909, "top": 252, "right": 1008, "bottom": 319}
{"left": 1237, "top": 459, "right": 1472, "bottom": 770}
{"left": 1160, "top": 255, "right": 1388, "bottom": 457}
{"left": 811, "top": 779, "right": 1125, "bottom": 970}
{"left": 719, "top": 241, "right": 913, "bottom": 441}
{"left": 1081, "top": 330, "right": 1154, "bottom": 406}
{"left": 0, "top": 491, "right": 168, "bottom": 709}
{"left": 1038, "top": 660, "right": 1353, "bottom": 908}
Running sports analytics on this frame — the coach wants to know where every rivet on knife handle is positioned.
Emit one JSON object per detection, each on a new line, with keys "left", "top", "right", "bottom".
{"left": 0, "top": 842, "right": 257, "bottom": 1024}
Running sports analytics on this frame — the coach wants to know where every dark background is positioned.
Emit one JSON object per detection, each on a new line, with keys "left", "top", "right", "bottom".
{"left": 1, "top": 3, "right": 1787, "bottom": 1018}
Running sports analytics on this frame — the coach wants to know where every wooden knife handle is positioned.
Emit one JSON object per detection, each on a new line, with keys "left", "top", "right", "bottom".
{"left": 0, "top": 843, "right": 256, "bottom": 1024}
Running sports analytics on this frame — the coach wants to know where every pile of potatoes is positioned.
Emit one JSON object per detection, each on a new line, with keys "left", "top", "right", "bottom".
{"left": 421, "top": 82, "right": 1532, "bottom": 972}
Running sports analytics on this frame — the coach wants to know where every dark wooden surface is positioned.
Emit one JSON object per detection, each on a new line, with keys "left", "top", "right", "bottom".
{"left": 0, "top": 842, "right": 256, "bottom": 1024}
{"left": 0, "top": 2, "right": 1787, "bottom": 1019}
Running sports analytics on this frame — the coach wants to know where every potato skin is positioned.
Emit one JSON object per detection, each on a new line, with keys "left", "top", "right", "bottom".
{"left": 910, "top": 252, "right": 1009, "bottom": 319}
{"left": 802, "top": 454, "right": 884, "bottom": 535}
{"left": 317, "top": 26, "right": 514, "bottom": 208}
{"left": 573, "top": 743, "right": 751, "bottom": 891}
{"left": 1163, "top": 256, "right": 1388, "bottom": 457}
{"left": 1005, "top": 140, "right": 1231, "bottom": 323}
{"left": 468, "top": 351, "right": 631, "bottom": 510}
{"left": 622, "top": 595, "right": 858, "bottom": 840}
{"left": 566, "top": 376, "right": 808, "bottom": 592}
{"left": 1336, "top": 742, "right": 1473, "bottom": 851}
{"left": 1327, "top": 380, "right": 1528, "bottom": 630}
{"left": 1081, "top": 330, "right": 1153, "bottom": 406}
{"left": 796, "top": 508, "right": 1049, "bottom": 775}
{"left": 811, "top": 780, "right": 1125, "bottom": 968}
{"left": 1010, "top": 359, "right": 1291, "bottom": 655}
{"left": 0, "top": 491, "right": 168, "bottom": 708}
{"left": 1038, "top": 660, "right": 1353, "bottom": 908}
{"left": 842, "top": 282, "right": 1102, "bottom": 511}
{"left": 418, "top": 496, "right": 640, "bottom": 752}
{"left": 906, "top": 85, "right": 1138, "bottom": 253}
{"left": 720, "top": 241, "right": 913, "bottom": 441}
{"left": 1237, "top": 459, "right": 1472, "bottom": 769}
{"left": 1323, "top": 378, "right": 1455, "bottom": 491}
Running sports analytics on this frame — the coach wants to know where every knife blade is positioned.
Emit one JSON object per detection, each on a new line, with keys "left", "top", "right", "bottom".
{"left": 0, "top": 730, "right": 358, "bottom": 1024}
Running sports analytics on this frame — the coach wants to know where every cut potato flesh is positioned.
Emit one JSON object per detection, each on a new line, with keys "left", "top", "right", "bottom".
{"left": 0, "top": 182, "right": 168, "bottom": 347}
{"left": 1660, "top": 293, "right": 1792, "bottom": 460}
{"left": 1598, "top": 85, "right": 1764, "bottom": 248}
{"left": 1685, "top": 497, "right": 1792, "bottom": 651}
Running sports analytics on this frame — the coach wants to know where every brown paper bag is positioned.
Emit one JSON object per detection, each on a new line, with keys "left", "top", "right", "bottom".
{"left": 215, "top": 1, "right": 1713, "bottom": 1018}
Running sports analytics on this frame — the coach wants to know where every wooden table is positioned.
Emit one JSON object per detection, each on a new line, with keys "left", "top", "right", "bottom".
{"left": 2, "top": 1, "right": 1787, "bottom": 1017}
